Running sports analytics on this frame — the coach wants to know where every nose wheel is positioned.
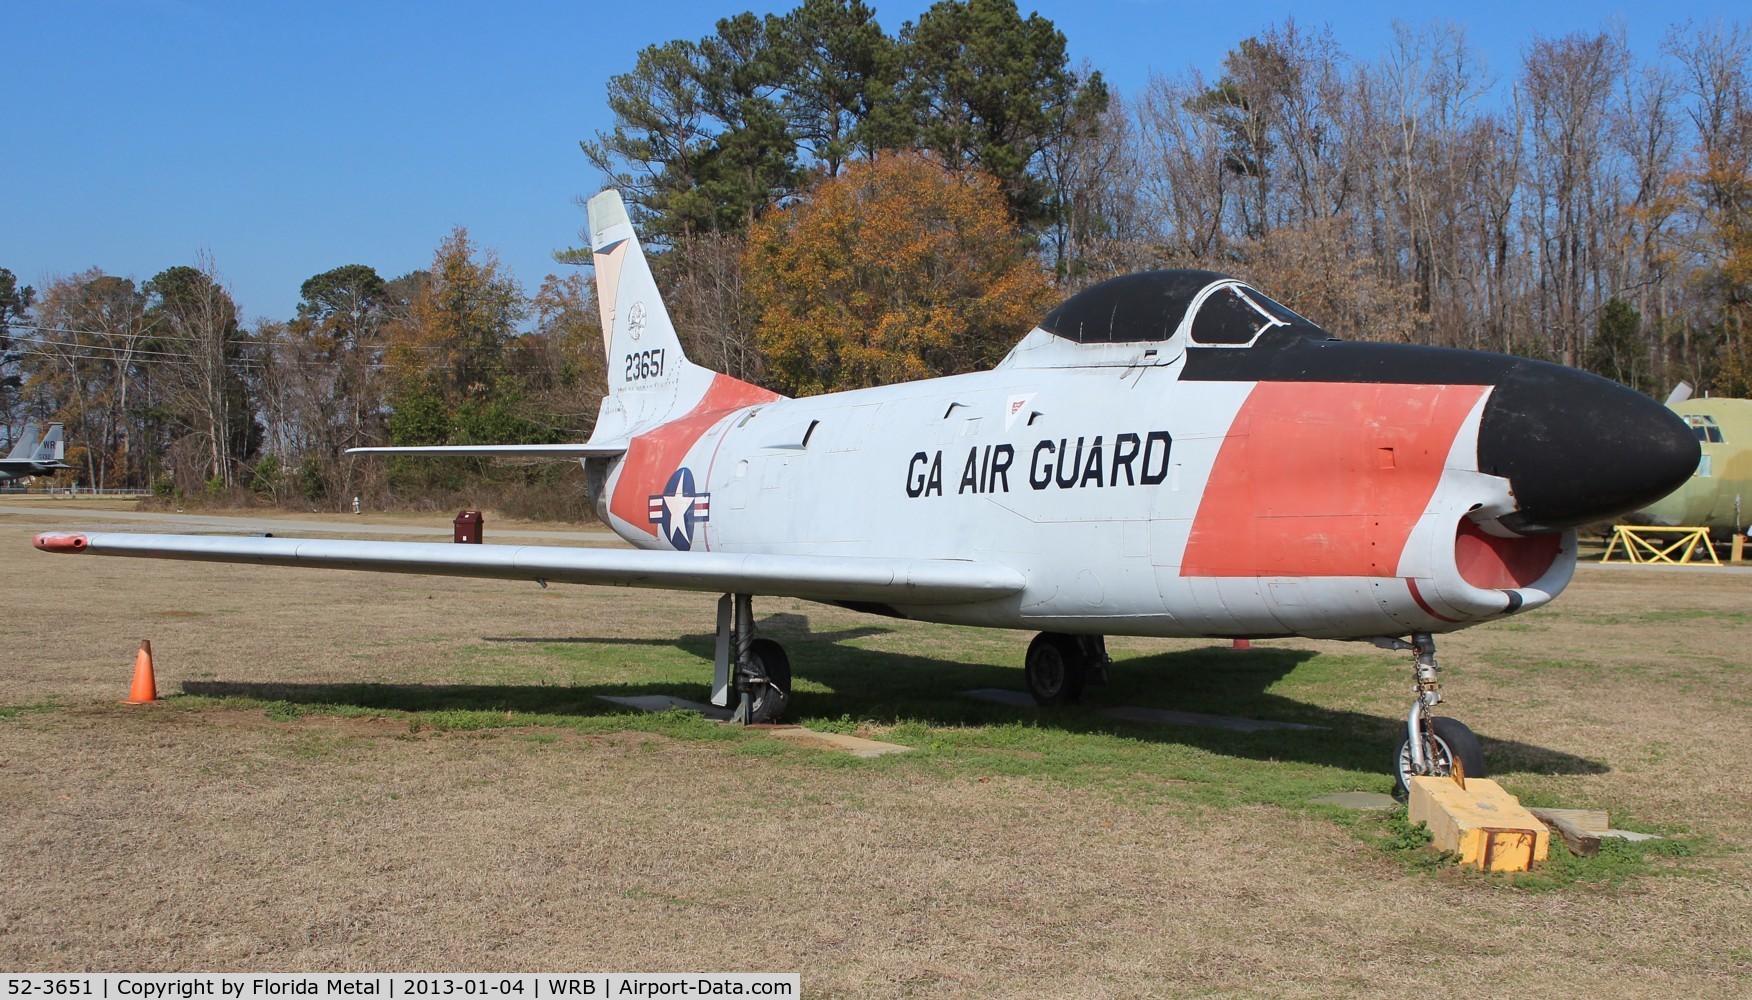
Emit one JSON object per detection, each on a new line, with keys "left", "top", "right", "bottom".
{"left": 1382, "top": 632, "right": 1487, "bottom": 797}
{"left": 1393, "top": 715, "right": 1485, "bottom": 798}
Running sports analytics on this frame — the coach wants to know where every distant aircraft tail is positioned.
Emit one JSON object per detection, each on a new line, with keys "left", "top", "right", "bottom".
{"left": 4, "top": 425, "right": 40, "bottom": 462}
{"left": 34, "top": 423, "right": 64, "bottom": 464}
{"left": 584, "top": 190, "right": 780, "bottom": 444}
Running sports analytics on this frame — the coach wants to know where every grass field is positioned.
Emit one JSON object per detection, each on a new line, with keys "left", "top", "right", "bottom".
{"left": 1, "top": 504, "right": 1748, "bottom": 996}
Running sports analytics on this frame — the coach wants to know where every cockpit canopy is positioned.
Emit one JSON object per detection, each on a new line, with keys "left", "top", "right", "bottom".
{"left": 1040, "top": 269, "right": 1331, "bottom": 347}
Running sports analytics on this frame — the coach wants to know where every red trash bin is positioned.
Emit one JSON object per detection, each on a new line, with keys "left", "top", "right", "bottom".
{"left": 453, "top": 510, "right": 483, "bottom": 544}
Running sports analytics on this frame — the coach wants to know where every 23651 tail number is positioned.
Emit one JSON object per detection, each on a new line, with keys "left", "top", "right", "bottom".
{"left": 625, "top": 349, "right": 666, "bottom": 382}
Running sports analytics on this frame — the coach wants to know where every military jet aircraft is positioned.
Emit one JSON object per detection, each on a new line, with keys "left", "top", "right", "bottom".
{"left": 0, "top": 423, "right": 69, "bottom": 481}
{"left": 35, "top": 191, "right": 1699, "bottom": 790}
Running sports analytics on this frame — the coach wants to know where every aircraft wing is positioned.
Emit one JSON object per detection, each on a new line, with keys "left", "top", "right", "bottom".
{"left": 345, "top": 444, "right": 627, "bottom": 459}
{"left": 33, "top": 533, "right": 1024, "bottom": 606}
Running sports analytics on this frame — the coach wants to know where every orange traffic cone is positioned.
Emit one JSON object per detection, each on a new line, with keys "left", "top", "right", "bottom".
{"left": 126, "top": 640, "right": 158, "bottom": 704}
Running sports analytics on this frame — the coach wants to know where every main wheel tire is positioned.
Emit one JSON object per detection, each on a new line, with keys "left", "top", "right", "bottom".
{"left": 744, "top": 638, "right": 791, "bottom": 724}
{"left": 1393, "top": 716, "right": 1486, "bottom": 798}
{"left": 1025, "top": 632, "right": 1088, "bottom": 707}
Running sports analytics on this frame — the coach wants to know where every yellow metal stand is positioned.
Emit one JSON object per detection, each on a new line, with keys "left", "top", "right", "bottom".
{"left": 1601, "top": 525, "right": 1721, "bottom": 566}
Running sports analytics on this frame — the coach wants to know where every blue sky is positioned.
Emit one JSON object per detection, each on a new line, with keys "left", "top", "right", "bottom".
{"left": 3, "top": 1, "right": 1740, "bottom": 324}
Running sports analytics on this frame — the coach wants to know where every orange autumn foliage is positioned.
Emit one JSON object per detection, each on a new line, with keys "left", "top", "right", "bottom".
{"left": 744, "top": 152, "right": 1055, "bottom": 397}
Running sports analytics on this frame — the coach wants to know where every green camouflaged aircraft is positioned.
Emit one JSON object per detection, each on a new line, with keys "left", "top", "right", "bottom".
{"left": 1639, "top": 397, "right": 1752, "bottom": 534}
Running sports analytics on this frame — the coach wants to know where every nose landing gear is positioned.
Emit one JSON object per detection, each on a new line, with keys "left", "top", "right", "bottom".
{"left": 1381, "top": 632, "right": 1485, "bottom": 797}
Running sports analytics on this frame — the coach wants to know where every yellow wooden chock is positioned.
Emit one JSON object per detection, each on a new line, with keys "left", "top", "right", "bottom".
{"left": 1407, "top": 776, "right": 1550, "bottom": 872}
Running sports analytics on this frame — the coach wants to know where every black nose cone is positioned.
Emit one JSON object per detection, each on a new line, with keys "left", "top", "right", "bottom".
{"left": 1478, "top": 363, "right": 1699, "bottom": 533}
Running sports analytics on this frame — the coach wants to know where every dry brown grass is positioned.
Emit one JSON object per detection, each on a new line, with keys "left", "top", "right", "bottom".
{"left": 1, "top": 506, "right": 1749, "bottom": 996}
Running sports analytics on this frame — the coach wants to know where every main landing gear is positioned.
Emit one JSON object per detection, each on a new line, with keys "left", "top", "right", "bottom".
{"left": 1380, "top": 631, "right": 1485, "bottom": 797}
{"left": 1024, "top": 632, "right": 1111, "bottom": 706}
{"left": 712, "top": 593, "right": 790, "bottom": 725}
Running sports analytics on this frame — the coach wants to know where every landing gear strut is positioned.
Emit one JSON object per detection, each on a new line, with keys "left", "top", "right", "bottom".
{"left": 1024, "top": 632, "right": 1110, "bottom": 706}
{"left": 1381, "top": 632, "right": 1485, "bottom": 797}
{"left": 712, "top": 594, "right": 790, "bottom": 725}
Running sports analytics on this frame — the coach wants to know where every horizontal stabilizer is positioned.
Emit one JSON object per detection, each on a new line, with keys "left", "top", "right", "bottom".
{"left": 34, "top": 533, "right": 1026, "bottom": 606}
{"left": 346, "top": 443, "right": 627, "bottom": 459}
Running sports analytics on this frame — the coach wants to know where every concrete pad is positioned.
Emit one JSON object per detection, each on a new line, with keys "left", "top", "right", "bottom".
{"left": 961, "top": 688, "right": 1321, "bottom": 732}
{"left": 1602, "top": 829, "right": 1662, "bottom": 842}
{"left": 597, "top": 694, "right": 732, "bottom": 721}
{"left": 1307, "top": 792, "right": 1399, "bottom": 810}
{"left": 764, "top": 728, "right": 911, "bottom": 758}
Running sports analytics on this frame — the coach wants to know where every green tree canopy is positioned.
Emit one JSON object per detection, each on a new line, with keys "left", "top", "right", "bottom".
{"left": 899, "top": 0, "right": 1109, "bottom": 225}
{"left": 782, "top": 0, "right": 901, "bottom": 172}
{"left": 583, "top": 17, "right": 801, "bottom": 241}
{"left": 1584, "top": 297, "right": 1653, "bottom": 393}
{"left": 576, "top": 0, "right": 1103, "bottom": 241}
{"left": 297, "top": 264, "right": 389, "bottom": 346}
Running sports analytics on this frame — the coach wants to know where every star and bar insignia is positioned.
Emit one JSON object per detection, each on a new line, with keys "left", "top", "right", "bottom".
{"left": 648, "top": 467, "right": 710, "bottom": 550}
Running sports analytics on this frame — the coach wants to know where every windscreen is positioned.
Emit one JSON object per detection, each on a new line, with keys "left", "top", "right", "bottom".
{"left": 1190, "top": 285, "right": 1320, "bottom": 345}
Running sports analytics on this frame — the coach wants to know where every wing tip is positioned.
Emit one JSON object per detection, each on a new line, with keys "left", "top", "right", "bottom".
{"left": 35, "top": 532, "right": 89, "bottom": 553}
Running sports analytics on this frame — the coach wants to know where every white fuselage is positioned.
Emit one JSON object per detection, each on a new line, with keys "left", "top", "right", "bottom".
{"left": 591, "top": 348, "right": 1576, "bottom": 641}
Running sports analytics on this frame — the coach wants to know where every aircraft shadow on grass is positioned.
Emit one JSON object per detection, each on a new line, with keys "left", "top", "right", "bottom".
{"left": 183, "top": 612, "right": 1605, "bottom": 779}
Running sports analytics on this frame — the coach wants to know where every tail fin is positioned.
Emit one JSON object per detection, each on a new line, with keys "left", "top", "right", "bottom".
{"left": 5, "top": 425, "right": 40, "bottom": 462}
{"left": 34, "top": 424, "right": 64, "bottom": 463}
{"left": 347, "top": 197, "right": 773, "bottom": 466}
{"left": 585, "top": 191, "right": 782, "bottom": 442}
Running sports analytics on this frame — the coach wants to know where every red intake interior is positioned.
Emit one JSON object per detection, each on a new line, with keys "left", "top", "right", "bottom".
{"left": 1454, "top": 519, "right": 1562, "bottom": 590}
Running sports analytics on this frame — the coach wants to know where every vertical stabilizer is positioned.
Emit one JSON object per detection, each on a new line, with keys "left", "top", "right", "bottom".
{"left": 586, "top": 190, "right": 718, "bottom": 442}
{"left": 4, "top": 425, "right": 40, "bottom": 462}
{"left": 580, "top": 190, "right": 785, "bottom": 541}
{"left": 35, "top": 423, "right": 64, "bottom": 463}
